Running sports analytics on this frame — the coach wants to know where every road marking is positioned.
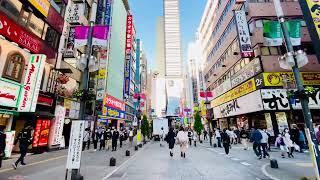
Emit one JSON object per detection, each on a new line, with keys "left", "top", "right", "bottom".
{"left": 231, "top": 158, "right": 240, "bottom": 161}
{"left": 240, "top": 162, "right": 251, "bottom": 166}
{"left": 261, "top": 163, "right": 280, "bottom": 180}
{"left": 102, "top": 144, "right": 148, "bottom": 180}
{"left": 219, "top": 152, "right": 225, "bottom": 155}
{"left": 0, "top": 155, "right": 66, "bottom": 174}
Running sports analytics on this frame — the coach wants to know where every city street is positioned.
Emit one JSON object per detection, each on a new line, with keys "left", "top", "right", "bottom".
{"left": 0, "top": 140, "right": 315, "bottom": 180}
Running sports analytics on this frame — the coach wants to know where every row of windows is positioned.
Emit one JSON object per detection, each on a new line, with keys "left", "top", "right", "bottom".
{"left": 0, "top": 0, "right": 62, "bottom": 49}
{"left": 204, "top": 0, "right": 236, "bottom": 54}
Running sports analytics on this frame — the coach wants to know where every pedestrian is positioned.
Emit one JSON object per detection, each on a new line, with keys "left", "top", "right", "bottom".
{"left": 129, "top": 127, "right": 134, "bottom": 146}
{"left": 283, "top": 128, "right": 294, "bottom": 158}
{"left": 221, "top": 129, "right": 231, "bottom": 155}
{"left": 87, "top": 129, "right": 91, "bottom": 150}
{"left": 188, "top": 128, "right": 193, "bottom": 146}
{"left": 99, "top": 128, "right": 106, "bottom": 150}
{"left": 177, "top": 127, "right": 188, "bottom": 158}
{"left": 119, "top": 129, "right": 124, "bottom": 148}
{"left": 234, "top": 127, "right": 240, "bottom": 144}
{"left": 250, "top": 127, "right": 262, "bottom": 159}
{"left": 92, "top": 128, "right": 99, "bottom": 151}
{"left": 275, "top": 133, "right": 287, "bottom": 158}
{"left": 0, "top": 126, "right": 6, "bottom": 168}
{"left": 106, "top": 128, "right": 112, "bottom": 150}
{"left": 298, "top": 128, "right": 306, "bottom": 153}
{"left": 193, "top": 131, "right": 198, "bottom": 147}
{"left": 203, "top": 130, "right": 208, "bottom": 141}
{"left": 12, "top": 125, "right": 33, "bottom": 169}
{"left": 215, "top": 128, "right": 222, "bottom": 148}
{"left": 82, "top": 128, "right": 90, "bottom": 151}
{"left": 240, "top": 127, "right": 249, "bottom": 150}
{"left": 160, "top": 127, "right": 165, "bottom": 147}
{"left": 166, "top": 128, "right": 176, "bottom": 157}
{"left": 260, "top": 129, "right": 270, "bottom": 158}
{"left": 290, "top": 124, "right": 300, "bottom": 150}
{"left": 112, "top": 128, "right": 119, "bottom": 151}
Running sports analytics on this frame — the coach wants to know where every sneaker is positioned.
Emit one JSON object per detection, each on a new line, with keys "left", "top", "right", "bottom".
{"left": 21, "top": 162, "right": 26, "bottom": 165}
{"left": 183, "top": 153, "right": 186, "bottom": 158}
{"left": 12, "top": 163, "right": 17, "bottom": 169}
{"left": 258, "top": 156, "right": 262, "bottom": 160}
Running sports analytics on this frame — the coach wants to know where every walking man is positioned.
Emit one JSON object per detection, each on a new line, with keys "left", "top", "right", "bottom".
{"left": 12, "top": 125, "right": 33, "bottom": 169}
{"left": 112, "top": 128, "right": 119, "bottom": 151}
{"left": 82, "top": 128, "right": 90, "bottom": 151}
{"left": 215, "top": 128, "right": 222, "bottom": 148}
{"left": 92, "top": 128, "right": 99, "bottom": 151}
{"left": 260, "top": 129, "right": 270, "bottom": 158}
{"left": 221, "top": 129, "right": 231, "bottom": 155}
{"left": 99, "top": 128, "right": 106, "bottom": 150}
{"left": 250, "top": 127, "right": 262, "bottom": 159}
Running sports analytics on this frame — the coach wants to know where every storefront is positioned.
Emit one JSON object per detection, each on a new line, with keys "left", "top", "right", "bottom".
{"left": 101, "top": 94, "right": 126, "bottom": 130}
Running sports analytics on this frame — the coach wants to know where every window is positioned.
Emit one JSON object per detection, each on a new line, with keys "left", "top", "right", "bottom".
{"left": 261, "top": 47, "right": 270, "bottom": 56}
{"left": 0, "top": 0, "right": 22, "bottom": 20}
{"left": 3, "top": 52, "right": 25, "bottom": 82}
{"left": 28, "top": 14, "right": 45, "bottom": 37}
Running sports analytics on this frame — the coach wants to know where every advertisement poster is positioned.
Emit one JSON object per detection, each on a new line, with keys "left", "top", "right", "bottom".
{"left": 28, "top": 0, "right": 50, "bottom": 17}
{"left": 264, "top": 113, "right": 274, "bottom": 136}
{"left": 276, "top": 112, "right": 288, "bottom": 133}
{"left": 231, "top": 58, "right": 262, "bottom": 88}
{"left": 211, "top": 78, "right": 256, "bottom": 107}
{"left": 0, "top": 78, "right": 21, "bottom": 108}
{"left": 18, "top": 55, "right": 46, "bottom": 112}
{"left": 66, "top": 120, "right": 85, "bottom": 169}
{"left": 4, "top": 131, "right": 15, "bottom": 158}
{"left": 234, "top": 10, "right": 254, "bottom": 58}
{"left": 49, "top": 105, "right": 66, "bottom": 146}
{"left": 64, "top": 26, "right": 75, "bottom": 58}
{"left": 32, "top": 119, "right": 51, "bottom": 147}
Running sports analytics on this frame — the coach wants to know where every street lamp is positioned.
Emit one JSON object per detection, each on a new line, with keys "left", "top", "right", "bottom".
{"left": 273, "top": 0, "right": 320, "bottom": 178}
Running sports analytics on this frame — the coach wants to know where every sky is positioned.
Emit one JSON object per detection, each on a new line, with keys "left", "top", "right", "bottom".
{"left": 129, "top": 0, "right": 207, "bottom": 70}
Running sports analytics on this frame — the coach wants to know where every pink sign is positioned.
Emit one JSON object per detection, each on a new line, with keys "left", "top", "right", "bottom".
{"left": 75, "top": 26, "right": 109, "bottom": 48}
{"left": 103, "top": 94, "right": 125, "bottom": 111}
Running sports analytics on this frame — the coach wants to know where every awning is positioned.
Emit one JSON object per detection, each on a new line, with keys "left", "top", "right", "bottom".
{"left": 98, "top": 115, "right": 125, "bottom": 120}
{"left": 0, "top": 109, "right": 19, "bottom": 116}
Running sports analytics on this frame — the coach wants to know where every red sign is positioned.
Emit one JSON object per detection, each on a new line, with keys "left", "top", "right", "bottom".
{"left": 125, "top": 15, "right": 133, "bottom": 53}
{"left": 32, "top": 119, "right": 51, "bottom": 147}
{"left": 37, "top": 95, "right": 53, "bottom": 106}
{"left": 200, "top": 91, "right": 213, "bottom": 98}
{"left": 0, "top": 12, "right": 56, "bottom": 60}
{"left": 47, "top": 6, "right": 64, "bottom": 33}
{"left": 104, "top": 94, "right": 125, "bottom": 111}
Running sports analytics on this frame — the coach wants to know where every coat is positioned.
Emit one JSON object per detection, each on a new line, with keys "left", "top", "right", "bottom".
{"left": 166, "top": 131, "right": 176, "bottom": 149}
{"left": 0, "top": 131, "right": 6, "bottom": 154}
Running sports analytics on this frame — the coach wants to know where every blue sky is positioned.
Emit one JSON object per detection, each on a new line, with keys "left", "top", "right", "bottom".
{"left": 129, "top": 0, "right": 207, "bottom": 70}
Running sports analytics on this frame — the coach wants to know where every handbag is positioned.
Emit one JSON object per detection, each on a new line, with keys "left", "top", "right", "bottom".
{"left": 293, "top": 143, "right": 300, "bottom": 151}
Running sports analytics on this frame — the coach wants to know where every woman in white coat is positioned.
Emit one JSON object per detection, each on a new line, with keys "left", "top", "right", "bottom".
{"left": 177, "top": 127, "right": 189, "bottom": 158}
{"left": 283, "top": 128, "right": 294, "bottom": 158}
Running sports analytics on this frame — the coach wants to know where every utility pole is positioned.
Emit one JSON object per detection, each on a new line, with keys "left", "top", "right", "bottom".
{"left": 71, "top": 2, "right": 97, "bottom": 180}
{"left": 274, "top": 0, "right": 320, "bottom": 178}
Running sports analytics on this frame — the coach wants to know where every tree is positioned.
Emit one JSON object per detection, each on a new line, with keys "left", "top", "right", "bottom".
{"left": 141, "top": 115, "right": 150, "bottom": 141}
{"left": 193, "top": 111, "right": 204, "bottom": 141}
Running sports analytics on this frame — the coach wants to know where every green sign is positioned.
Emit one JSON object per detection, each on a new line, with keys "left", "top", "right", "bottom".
{"left": 0, "top": 109, "right": 19, "bottom": 116}
{"left": 263, "top": 20, "right": 301, "bottom": 46}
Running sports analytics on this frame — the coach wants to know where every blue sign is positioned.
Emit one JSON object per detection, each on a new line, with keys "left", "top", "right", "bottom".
{"left": 96, "top": 0, "right": 112, "bottom": 25}
{"left": 124, "top": 53, "right": 131, "bottom": 97}
{"left": 105, "top": 106, "right": 125, "bottom": 119}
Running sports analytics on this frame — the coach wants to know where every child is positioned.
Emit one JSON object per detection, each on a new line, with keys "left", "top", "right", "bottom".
{"left": 275, "top": 134, "right": 286, "bottom": 158}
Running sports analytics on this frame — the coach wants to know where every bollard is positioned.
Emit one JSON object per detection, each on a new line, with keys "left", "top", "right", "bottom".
{"left": 270, "top": 159, "right": 278, "bottom": 169}
{"left": 139, "top": 144, "right": 143, "bottom": 148}
{"left": 126, "top": 150, "right": 130, "bottom": 156}
{"left": 71, "top": 174, "right": 83, "bottom": 180}
{"left": 110, "top": 157, "right": 116, "bottom": 166}
{"left": 135, "top": 146, "right": 138, "bottom": 151}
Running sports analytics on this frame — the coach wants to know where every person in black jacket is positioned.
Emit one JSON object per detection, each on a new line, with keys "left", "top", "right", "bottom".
{"left": 92, "top": 128, "right": 99, "bottom": 151}
{"left": 12, "top": 125, "right": 33, "bottom": 169}
{"left": 290, "top": 124, "right": 300, "bottom": 146}
{"left": 166, "top": 128, "right": 176, "bottom": 157}
{"left": 221, "top": 129, "right": 231, "bottom": 155}
{"left": 112, "top": 128, "right": 119, "bottom": 151}
{"left": 0, "top": 126, "right": 6, "bottom": 168}
{"left": 99, "top": 128, "right": 106, "bottom": 151}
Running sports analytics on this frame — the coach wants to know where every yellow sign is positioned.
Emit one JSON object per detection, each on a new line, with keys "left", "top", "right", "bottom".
{"left": 306, "top": 0, "right": 320, "bottom": 39}
{"left": 28, "top": 0, "right": 50, "bottom": 17}
{"left": 211, "top": 78, "right": 256, "bottom": 107}
{"left": 200, "top": 100, "right": 206, "bottom": 117}
{"left": 64, "top": 99, "right": 71, "bottom": 109}
{"left": 98, "top": 69, "right": 107, "bottom": 79}
{"left": 262, "top": 72, "right": 320, "bottom": 86}
{"left": 137, "top": 130, "right": 142, "bottom": 144}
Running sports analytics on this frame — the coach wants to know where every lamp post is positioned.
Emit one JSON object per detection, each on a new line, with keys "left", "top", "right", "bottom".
{"left": 273, "top": 0, "right": 320, "bottom": 178}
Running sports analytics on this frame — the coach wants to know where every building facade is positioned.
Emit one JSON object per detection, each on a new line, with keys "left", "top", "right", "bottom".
{"left": 198, "top": 0, "right": 320, "bottom": 135}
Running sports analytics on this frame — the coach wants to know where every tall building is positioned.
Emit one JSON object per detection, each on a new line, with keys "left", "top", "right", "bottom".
{"left": 164, "top": 0, "right": 183, "bottom": 116}
{"left": 156, "top": 17, "right": 166, "bottom": 78}
{"left": 198, "top": 0, "right": 320, "bottom": 134}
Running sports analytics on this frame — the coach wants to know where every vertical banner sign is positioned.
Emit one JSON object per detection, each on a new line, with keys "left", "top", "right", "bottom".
{"left": 298, "top": 0, "right": 320, "bottom": 62}
{"left": 96, "top": 49, "right": 108, "bottom": 100}
{"left": 4, "top": 131, "right": 15, "bottom": 158}
{"left": 124, "top": 15, "right": 133, "bottom": 98}
{"left": 32, "top": 119, "right": 51, "bottom": 147}
{"left": 74, "top": 26, "right": 89, "bottom": 48}
{"left": 96, "top": 0, "right": 112, "bottom": 25}
{"left": 49, "top": 105, "right": 66, "bottom": 146}
{"left": 64, "top": 26, "right": 75, "bottom": 58}
{"left": 66, "top": 120, "right": 85, "bottom": 169}
{"left": 234, "top": 10, "right": 254, "bottom": 58}
{"left": 18, "top": 55, "right": 46, "bottom": 112}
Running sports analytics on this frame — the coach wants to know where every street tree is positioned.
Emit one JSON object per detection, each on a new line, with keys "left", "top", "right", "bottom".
{"left": 141, "top": 115, "right": 150, "bottom": 141}
{"left": 193, "top": 111, "right": 203, "bottom": 141}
